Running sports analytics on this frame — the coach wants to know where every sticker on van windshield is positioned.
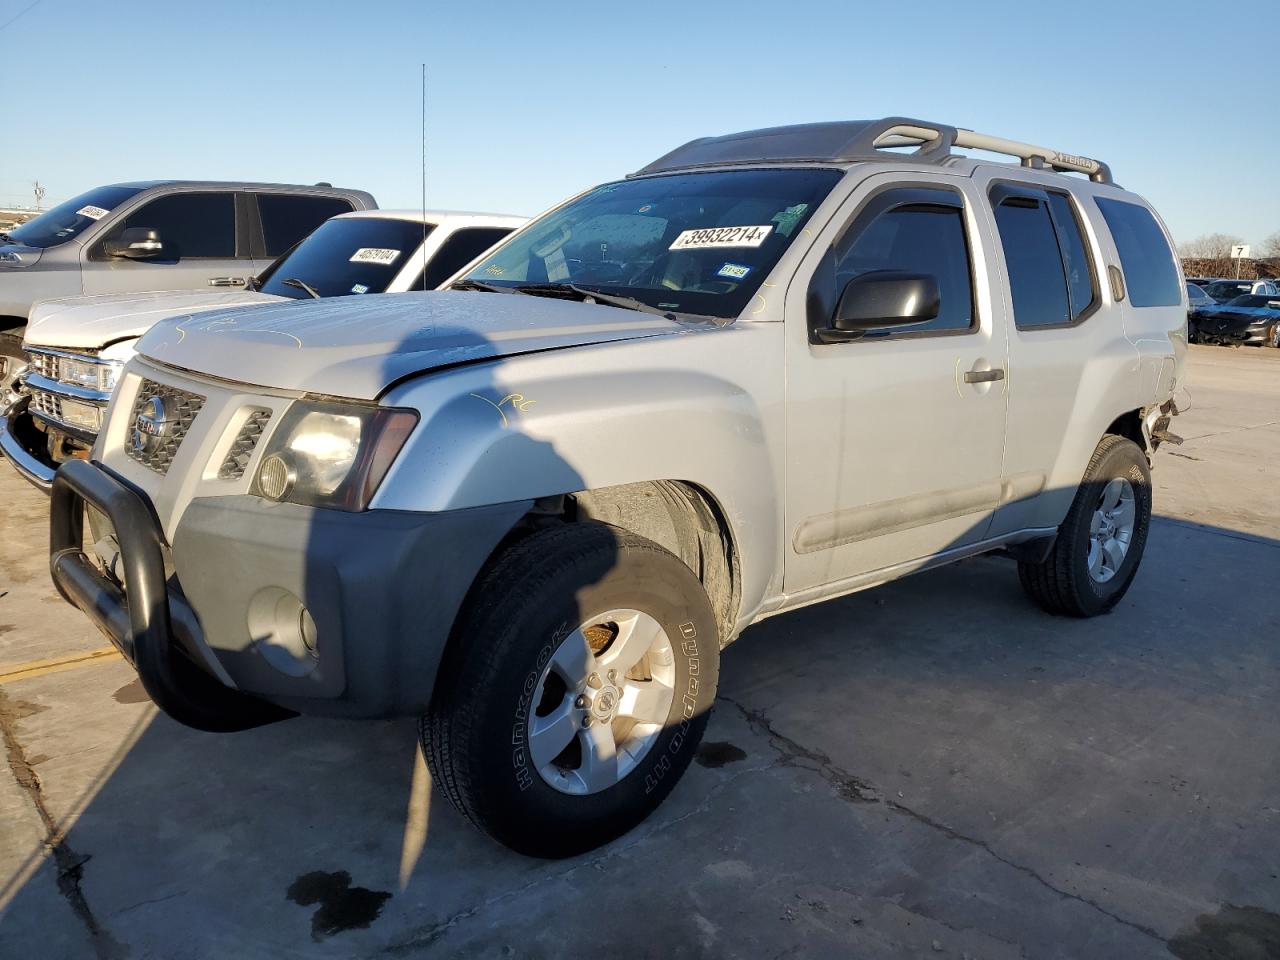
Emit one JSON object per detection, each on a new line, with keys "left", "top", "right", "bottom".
{"left": 351, "top": 284, "right": 369, "bottom": 294}
{"left": 76, "top": 205, "right": 110, "bottom": 220}
{"left": 717, "top": 263, "right": 752, "bottom": 280}
{"left": 349, "top": 247, "right": 401, "bottom": 266}
{"left": 669, "top": 225, "right": 772, "bottom": 251}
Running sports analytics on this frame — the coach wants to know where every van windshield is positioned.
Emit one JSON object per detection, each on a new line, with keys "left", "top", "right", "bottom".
{"left": 4, "top": 186, "right": 144, "bottom": 249}
{"left": 461, "top": 168, "right": 841, "bottom": 320}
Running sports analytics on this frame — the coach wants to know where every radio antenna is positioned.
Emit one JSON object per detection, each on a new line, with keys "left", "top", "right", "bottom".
{"left": 421, "top": 62, "right": 428, "bottom": 290}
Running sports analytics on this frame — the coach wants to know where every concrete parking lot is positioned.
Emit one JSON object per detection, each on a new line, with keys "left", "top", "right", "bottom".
{"left": 1, "top": 344, "right": 1277, "bottom": 959}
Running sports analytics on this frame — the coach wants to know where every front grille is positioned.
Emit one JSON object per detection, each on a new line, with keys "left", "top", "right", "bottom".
{"left": 28, "top": 389, "right": 103, "bottom": 433}
{"left": 26, "top": 351, "right": 58, "bottom": 379}
{"left": 218, "top": 409, "right": 272, "bottom": 480}
{"left": 30, "top": 389, "right": 62, "bottom": 421}
{"left": 124, "top": 379, "right": 205, "bottom": 475}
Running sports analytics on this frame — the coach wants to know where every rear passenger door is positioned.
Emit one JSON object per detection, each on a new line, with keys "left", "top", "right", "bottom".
{"left": 250, "top": 193, "right": 355, "bottom": 276}
{"left": 977, "top": 174, "right": 1122, "bottom": 537}
{"left": 82, "top": 191, "right": 247, "bottom": 295}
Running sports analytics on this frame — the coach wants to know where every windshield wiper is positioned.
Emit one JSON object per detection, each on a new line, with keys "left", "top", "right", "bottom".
{"left": 506, "top": 282, "right": 686, "bottom": 320}
{"left": 451, "top": 278, "right": 515, "bottom": 294}
{"left": 280, "top": 277, "right": 321, "bottom": 300}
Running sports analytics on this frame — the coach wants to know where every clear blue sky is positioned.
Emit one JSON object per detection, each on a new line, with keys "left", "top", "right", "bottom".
{"left": 3, "top": 0, "right": 1277, "bottom": 249}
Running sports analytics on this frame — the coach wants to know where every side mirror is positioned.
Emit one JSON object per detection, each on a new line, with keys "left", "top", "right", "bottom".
{"left": 103, "top": 227, "right": 167, "bottom": 260}
{"left": 816, "top": 271, "right": 940, "bottom": 343}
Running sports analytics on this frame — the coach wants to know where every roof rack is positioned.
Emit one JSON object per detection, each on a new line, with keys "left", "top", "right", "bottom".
{"left": 632, "top": 117, "right": 1113, "bottom": 184}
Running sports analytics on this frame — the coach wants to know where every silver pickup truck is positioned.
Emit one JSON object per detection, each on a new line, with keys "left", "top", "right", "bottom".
{"left": 49, "top": 118, "right": 1185, "bottom": 858}
{"left": 0, "top": 180, "right": 376, "bottom": 406}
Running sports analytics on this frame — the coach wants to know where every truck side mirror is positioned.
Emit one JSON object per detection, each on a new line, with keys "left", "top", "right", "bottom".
{"left": 817, "top": 271, "right": 940, "bottom": 343}
{"left": 103, "top": 227, "right": 167, "bottom": 261}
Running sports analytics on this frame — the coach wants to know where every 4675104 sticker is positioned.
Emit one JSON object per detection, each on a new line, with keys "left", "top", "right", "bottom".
{"left": 669, "top": 225, "right": 772, "bottom": 251}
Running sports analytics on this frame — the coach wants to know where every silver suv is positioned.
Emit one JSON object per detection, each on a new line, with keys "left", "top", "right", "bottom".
{"left": 0, "top": 180, "right": 376, "bottom": 404}
{"left": 49, "top": 118, "right": 1186, "bottom": 858}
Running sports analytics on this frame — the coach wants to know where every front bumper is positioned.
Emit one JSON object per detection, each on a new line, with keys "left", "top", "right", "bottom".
{"left": 49, "top": 459, "right": 530, "bottom": 728}
{"left": 0, "top": 398, "right": 56, "bottom": 490}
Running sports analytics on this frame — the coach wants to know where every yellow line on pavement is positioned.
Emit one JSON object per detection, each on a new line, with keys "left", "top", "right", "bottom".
{"left": 0, "top": 646, "right": 123, "bottom": 685}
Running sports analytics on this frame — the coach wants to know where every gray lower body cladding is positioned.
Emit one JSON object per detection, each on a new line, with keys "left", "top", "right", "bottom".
{"left": 171, "top": 495, "right": 532, "bottom": 719}
{"left": 50, "top": 459, "right": 532, "bottom": 723}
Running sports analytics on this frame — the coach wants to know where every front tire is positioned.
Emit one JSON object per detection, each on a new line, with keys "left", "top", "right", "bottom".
{"left": 421, "top": 522, "right": 719, "bottom": 858}
{"left": 1018, "top": 434, "right": 1152, "bottom": 618}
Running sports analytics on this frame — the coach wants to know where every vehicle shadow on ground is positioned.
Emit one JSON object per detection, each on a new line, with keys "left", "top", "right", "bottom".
{"left": 1, "top": 511, "right": 1277, "bottom": 958}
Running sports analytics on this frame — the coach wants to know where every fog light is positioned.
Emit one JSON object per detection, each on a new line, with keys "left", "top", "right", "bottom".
{"left": 257, "top": 453, "right": 296, "bottom": 501}
{"left": 247, "top": 587, "right": 319, "bottom": 678}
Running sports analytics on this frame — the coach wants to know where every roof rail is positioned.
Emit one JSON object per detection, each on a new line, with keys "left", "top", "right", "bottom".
{"left": 633, "top": 117, "right": 1113, "bottom": 184}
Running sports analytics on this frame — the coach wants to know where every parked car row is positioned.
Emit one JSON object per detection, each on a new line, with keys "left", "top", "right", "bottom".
{"left": 1, "top": 204, "right": 525, "bottom": 486}
{"left": 9, "top": 116, "right": 1185, "bottom": 858}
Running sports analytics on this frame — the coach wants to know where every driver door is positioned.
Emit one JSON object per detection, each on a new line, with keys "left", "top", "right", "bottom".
{"left": 783, "top": 171, "right": 1010, "bottom": 596}
{"left": 81, "top": 191, "right": 248, "bottom": 296}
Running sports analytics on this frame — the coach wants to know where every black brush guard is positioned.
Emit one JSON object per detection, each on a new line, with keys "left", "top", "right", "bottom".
{"left": 49, "top": 459, "right": 292, "bottom": 732}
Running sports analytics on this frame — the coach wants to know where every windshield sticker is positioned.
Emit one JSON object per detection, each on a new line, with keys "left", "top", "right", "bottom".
{"left": 483, "top": 263, "right": 506, "bottom": 277}
{"left": 351, "top": 283, "right": 369, "bottom": 294}
{"left": 637, "top": 204, "right": 655, "bottom": 214}
{"left": 349, "top": 247, "right": 401, "bottom": 266}
{"left": 717, "top": 263, "right": 752, "bottom": 280}
{"left": 669, "top": 225, "right": 772, "bottom": 251}
{"left": 76, "top": 205, "right": 110, "bottom": 220}
{"left": 771, "top": 204, "right": 809, "bottom": 237}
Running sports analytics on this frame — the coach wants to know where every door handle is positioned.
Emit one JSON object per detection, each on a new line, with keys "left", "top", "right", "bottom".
{"left": 208, "top": 277, "right": 246, "bottom": 287}
{"left": 963, "top": 368, "right": 1005, "bottom": 384}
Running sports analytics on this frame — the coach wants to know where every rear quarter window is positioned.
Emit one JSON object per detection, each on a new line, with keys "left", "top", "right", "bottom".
{"left": 1095, "top": 198, "right": 1181, "bottom": 307}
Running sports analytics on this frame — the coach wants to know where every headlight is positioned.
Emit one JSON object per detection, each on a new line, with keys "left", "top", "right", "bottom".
{"left": 252, "top": 400, "right": 417, "bottom": 511}
{"left": 58, "top": 356, "right": 123, "bottom": 393}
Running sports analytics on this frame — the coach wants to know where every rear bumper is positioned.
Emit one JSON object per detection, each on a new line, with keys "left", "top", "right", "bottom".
{"left": 49, "top": 459, "right": 531, "bottom": 728}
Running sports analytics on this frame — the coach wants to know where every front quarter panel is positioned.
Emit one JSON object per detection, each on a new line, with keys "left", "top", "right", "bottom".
{"left": 375, "top": 322, "right": 786, "bottom": 622}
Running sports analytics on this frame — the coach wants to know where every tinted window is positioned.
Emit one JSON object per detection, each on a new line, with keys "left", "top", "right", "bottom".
{"left": 834, "top": 204, "right": 974, "bottom": 334}
{"left": 1095, "top": 198, "right": 1181, "bottom": 307}
{"left": 466, "top": 168, "right": 842, "bottom": 320}
{"left": 1226, "top": 295, "right": 1280, "bottom": 308}
{"left": 1046, "top": 193, "right": 1096, "bottom": 320}
{"left": 5, "top": 185, "right": 143, "bottom": 249}
{"left": 257, "top": 194, "right": 354, "bottom": 257}
{"left": 994, "top": 199, "right": 1071, "bottom": 327}
{"left": 417, "top": 227, "right": 515, "bottom": 290}
{"left": 258, "top": 216, "right": 430, "bottom": 299}
{"left": 116, "top": 193, "right": 236, "bottom": 259}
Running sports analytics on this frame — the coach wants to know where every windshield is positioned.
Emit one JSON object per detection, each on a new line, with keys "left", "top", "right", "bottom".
{"left": 463, "top": 168, "right": 842, "bottom": 320}
{"left": 1226, "top": 295, "right": 1280, "bottom": 308}
{"left": 258, "top": 217, "right": 430, "bottom": 299}
{"left": 5, "top": 185, "right": 143, "bottom": 249}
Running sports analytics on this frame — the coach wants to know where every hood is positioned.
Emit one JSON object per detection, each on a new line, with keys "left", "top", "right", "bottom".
{"left": 0, "top": 242, "right": 44, "bottom": 268}
{"left": 25, "top": 290, "right": 282, "bottom": 350}
{"left": 137, "top": 290, "right": 701, "bottom": 400}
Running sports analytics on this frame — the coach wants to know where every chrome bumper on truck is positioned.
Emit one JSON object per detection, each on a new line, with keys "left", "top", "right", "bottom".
{"left": 1, "top": 397, "right": 57, "bottom": 490}
{"left": 49, "top": 458, "right": 532, "bottom": 729}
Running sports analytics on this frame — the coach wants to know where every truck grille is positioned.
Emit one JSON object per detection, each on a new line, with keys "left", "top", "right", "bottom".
{"left": 124, "top": 379, "right": 205, "bottom": 475}
{"left": 27, "top": 351, "right": 59, "bottom": 379}
{"left": 217, "top": 409, "right": 272, "bottom": 480}
{"left": 28, "top": 389, "right": 103, "bottom": 432}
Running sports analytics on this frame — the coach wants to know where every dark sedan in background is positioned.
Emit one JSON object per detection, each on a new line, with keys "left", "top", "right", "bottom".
{"left": 1189, "top": 294, "right": 1280, "bottom": 347}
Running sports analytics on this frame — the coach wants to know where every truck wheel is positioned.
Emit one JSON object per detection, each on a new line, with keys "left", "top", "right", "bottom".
{"left": 421, "top": 521, "right": 719, "bottom": 858}
{"left": 1017, "top": 434, "right": 1152, "bottom": 618}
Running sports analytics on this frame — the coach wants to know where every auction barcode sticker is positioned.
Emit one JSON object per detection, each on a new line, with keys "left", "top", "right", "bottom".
{"left": 669, "top": 225, "right": 772, "bottom": 250}
{"left": 349, "top": 247, "right": 401, "bottom": 266}
{"left": 76, "top": 205, "right": 110, "bottom": 220}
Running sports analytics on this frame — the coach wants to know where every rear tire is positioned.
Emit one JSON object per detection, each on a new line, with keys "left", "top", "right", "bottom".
{"left": 421, "top": 522, "right": 719, "bottom": 858}
{"left": 1018, "top": 435, "right": 1152, "bottom": 618}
